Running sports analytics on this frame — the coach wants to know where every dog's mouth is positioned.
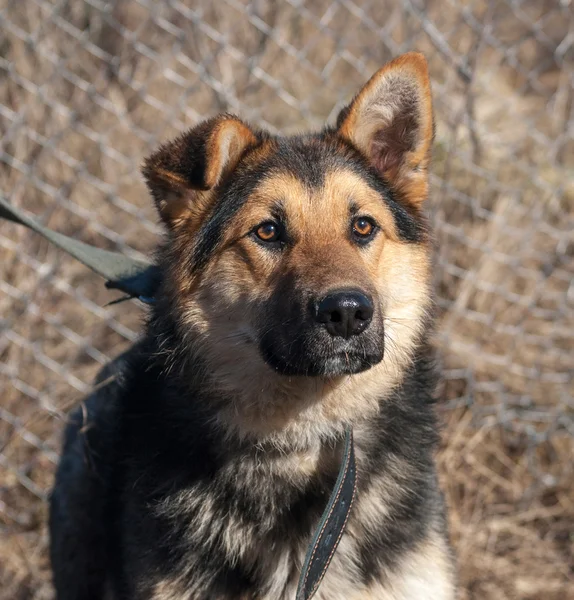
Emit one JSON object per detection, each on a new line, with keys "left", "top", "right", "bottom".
{"left": 259, "top": 335, "right": 384, "bottom": 377}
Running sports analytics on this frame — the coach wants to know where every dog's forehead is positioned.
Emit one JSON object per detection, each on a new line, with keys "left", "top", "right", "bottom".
{"left": 238, "top": 135, "right": 387, "bottom": 215}
{"left": 244, "top": 168, "right": 394, "bottom": 230}
{"left": 262, "top": 135, "right": 347, "bottom": 186}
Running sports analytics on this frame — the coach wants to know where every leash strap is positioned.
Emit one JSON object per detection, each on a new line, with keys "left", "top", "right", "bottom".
{"left": 297, "top": 427, "right": 357, "bottom": 600}
{"left": 1, "top": 198, "right": 357, "bottom": 597}
{"left": 0, "top": 197, "right": 160, "bottom": 301}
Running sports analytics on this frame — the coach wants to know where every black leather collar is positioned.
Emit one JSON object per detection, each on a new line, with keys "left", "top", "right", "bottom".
{"left": 296, "top": 427, "right": 357, "bottom": 600}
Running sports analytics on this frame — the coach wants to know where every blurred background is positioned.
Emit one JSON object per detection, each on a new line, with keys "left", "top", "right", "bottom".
{"left": 1, "top": 0, "right": 573, "bottom": 598}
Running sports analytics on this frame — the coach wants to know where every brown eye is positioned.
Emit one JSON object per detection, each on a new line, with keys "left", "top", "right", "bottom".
{"left": 255, "top": 222, "right": 280, "bottom": 243}
{"left": 352, "top": 216, "right": 377, "bottom": 242}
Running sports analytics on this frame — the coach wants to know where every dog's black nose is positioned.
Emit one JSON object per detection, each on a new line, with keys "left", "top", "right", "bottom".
{"left": 315, "top": 290, "right": 374, "bottom": 339}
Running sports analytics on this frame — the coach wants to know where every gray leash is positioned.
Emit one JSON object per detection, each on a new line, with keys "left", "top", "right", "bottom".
{"left": 0, "top": 197, "right": 160, "bottom": 302}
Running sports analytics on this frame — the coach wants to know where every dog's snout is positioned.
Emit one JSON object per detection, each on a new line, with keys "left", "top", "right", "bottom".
{"left": 314, "top": 290, "right": 374, "bottom": 339}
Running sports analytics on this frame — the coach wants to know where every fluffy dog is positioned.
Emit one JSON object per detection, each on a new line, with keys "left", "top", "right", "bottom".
{"left": 50, "top": 52, "right": 456, "bottom": 599}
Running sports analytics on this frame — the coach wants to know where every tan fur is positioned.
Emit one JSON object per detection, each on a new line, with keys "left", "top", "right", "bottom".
{"left": 351, "top": 533, "right": 455, "bottom": 600}
{"left": 311, "top": 534, "right": 454, "bottom": 600}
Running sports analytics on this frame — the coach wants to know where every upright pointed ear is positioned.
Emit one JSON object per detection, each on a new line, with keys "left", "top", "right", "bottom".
{"left": 142, "top": 115, "right": 258, "bottom": 229}
{"left": 337, "top": 52, "right": 434, "bottom": 209}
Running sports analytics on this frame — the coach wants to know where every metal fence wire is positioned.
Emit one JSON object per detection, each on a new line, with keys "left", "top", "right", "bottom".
{"left": 1, "top": 0, "right": 573, "bottom": 598}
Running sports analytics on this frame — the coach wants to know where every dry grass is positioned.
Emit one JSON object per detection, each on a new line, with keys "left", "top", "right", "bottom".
{"left": 1, "top": 1, "right": 573, "bottom": 598}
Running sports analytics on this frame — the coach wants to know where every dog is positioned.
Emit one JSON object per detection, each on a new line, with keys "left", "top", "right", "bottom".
{"left": 49, "top": 52, "right": 456, "bottom": 599}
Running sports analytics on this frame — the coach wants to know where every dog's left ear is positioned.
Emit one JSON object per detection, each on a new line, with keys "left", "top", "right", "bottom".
{"left": 337, "top": 52, "right": 434, "bottom": 209}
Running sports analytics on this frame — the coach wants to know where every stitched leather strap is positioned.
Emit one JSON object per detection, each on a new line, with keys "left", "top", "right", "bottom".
{"left": 2, "top": 197, "right": 358, "bottom": 599}
{"left": 297, "top": 427, "right": 357, "bottom": 600}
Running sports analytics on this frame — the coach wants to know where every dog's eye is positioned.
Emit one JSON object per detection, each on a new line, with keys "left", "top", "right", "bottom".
{"left": 351, "top": 216, "right": 377, "bottom": 243}
{"left": 254, "top": 221, "right": 281, "bottom": 243}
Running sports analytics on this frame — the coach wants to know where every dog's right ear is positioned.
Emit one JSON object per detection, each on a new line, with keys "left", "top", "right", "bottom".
{"left": 142, "top": 115, "right": 258, "bottom": 230}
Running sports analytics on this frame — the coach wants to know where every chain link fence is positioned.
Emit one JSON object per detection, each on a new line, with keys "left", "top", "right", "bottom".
{"left": 1, "top": 0, "right": 573, "bottom": 598}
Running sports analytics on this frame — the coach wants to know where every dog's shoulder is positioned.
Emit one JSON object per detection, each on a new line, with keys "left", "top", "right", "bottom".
{"left": 49, "top": 344, "right": 142, "bottom": 599}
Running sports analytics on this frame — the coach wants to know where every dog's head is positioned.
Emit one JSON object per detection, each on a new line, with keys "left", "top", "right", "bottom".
{"left": 144, "top": 53, "right": 434, "bottom": 432}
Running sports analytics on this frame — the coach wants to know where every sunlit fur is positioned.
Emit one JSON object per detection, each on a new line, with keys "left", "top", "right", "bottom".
{"left": 50, "top": 52, "right": 456, "bottom": 600}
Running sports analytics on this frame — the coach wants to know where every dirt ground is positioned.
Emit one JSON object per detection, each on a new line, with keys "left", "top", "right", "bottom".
{"left": 1, "top": 1, "right": 573, "bottom": 598}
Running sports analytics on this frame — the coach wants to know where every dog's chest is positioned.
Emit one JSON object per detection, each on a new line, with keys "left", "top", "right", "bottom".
{"left": 135, "top": 445, "right": 353, "bottom": 595}
{"left": 133, "top": 448, "right": 321, "bottom": 592}
{"left": 143, "top": 520, "right": 454, "bottom": 600}
{"left": 132, "top": 445, "right": 454, "bottom": 600}
{"left": 143, "top": 526, "right": 361, "bottom": 600}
